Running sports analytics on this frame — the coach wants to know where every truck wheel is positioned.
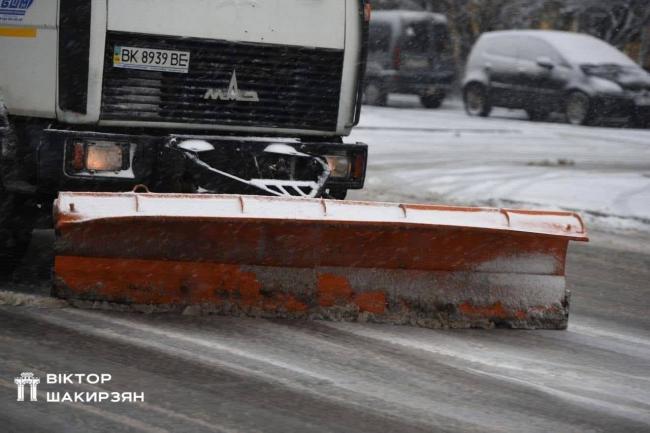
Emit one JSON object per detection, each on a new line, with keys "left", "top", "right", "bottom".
{"left": 0, "top": 188, "right": 34, "bottom": 276}
{"left": 0, "top": 103, "right": 35, "bottom": 276}
{"left": 420, "top": 94, "right": 445, "bottom": 109}
{"left": 464, "top": 84, "right": 491, "bottom": 117}
{"left": 363, "top": 83, "right": 387, "bottom": 106}
{"left": 565, "top": 91, "right": 594, "bottom": 126}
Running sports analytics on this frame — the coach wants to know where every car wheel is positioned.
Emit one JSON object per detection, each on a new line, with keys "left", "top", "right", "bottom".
{"left": 631, "top": 111, "right": 650, "bottom": 129}
{"left": 420, "top": 94, "right": 445, "bottom": 109}
{"left": 526, "top": 109, "right": 550, "bottom": 122}
{"left": 464, "top": 84, "right": 491, "bottom": 117}
{"left": 363, "top": 82, "right": 387, "bottom": 106}
{"left": 565, "top": 91, "right": 594, "bottom": 126}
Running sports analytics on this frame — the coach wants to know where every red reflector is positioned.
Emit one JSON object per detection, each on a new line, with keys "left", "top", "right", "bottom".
{"left": 352, "top": 154, "right": 365, "bottom": 179}
{"left": 72, "top": 142, "right": 85, "bottom": 171}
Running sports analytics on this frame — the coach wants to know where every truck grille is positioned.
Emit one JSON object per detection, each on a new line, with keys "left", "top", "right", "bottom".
{"left": 101, "top": 32, "right": 344, "bottom": 131}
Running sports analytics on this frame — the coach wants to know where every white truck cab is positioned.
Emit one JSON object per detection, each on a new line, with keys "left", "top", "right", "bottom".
{"left": 1, "top": 0, "right": 367, "bottom": 136}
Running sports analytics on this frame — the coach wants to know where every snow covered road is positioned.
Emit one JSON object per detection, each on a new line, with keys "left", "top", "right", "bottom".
{"left": 1, "top": 101, "right": 649, "bottom": 432}
{"left": 2, "top": 231, "right": 650, "bottom": 433}
{"left": 350, "top": 97, "right": 650, "bottom": 230}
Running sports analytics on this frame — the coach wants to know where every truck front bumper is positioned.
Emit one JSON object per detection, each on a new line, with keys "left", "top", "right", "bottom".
{"left": 37, "top": 129, "right": 367, "bottom": 198}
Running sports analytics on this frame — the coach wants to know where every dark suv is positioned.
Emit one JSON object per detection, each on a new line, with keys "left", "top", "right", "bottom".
{"left": 364, "top": 10, "right": 456, "bottom": 108}
{"left": 462, "top": 30, "right": 650, "bottom": 126}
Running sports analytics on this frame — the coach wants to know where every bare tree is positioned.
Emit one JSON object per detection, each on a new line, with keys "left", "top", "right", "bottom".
{"left": 372, "top": 0, "right": 650, "bottom": 69}
{"left": 563, "top": 0, "right": 650, "bottom": 49}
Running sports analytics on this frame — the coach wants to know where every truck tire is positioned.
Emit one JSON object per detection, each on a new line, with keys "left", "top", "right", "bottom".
{"left": 0, "top": 101, "right": 34, "bottom": 276}
{"left": 0, "top": 187, "right": 34, "bottom": 276}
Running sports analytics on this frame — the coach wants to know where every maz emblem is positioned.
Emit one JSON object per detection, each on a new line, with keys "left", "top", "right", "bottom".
{"left": 204, "top": 70, "right": 259, "bottom": 102}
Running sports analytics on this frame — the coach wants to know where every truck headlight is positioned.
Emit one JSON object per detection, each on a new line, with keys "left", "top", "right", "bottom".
{"left": 86, "top": 142, "right": 126, "bottom": 172}
{"left": 66, "top": 139, "right": 132, "bottom": 177}
{"left": 324, "top": 155, "right": 352, "bottom": 178}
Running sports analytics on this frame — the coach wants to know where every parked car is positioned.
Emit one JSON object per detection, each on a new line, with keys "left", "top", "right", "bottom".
{"left": 364, "top": 10, "right": 456, "bottom": 108}
{"left": 462, "top": 30, "right": 650, "bottom": 126}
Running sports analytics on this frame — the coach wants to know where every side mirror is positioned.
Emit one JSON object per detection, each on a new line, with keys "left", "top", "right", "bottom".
{"left": 536, "top": 56, "right": 555, "bottom": 69}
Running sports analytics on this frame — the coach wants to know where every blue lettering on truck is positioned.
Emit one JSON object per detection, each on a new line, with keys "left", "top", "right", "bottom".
{"left": 0, "top": 0, "right": 34, "bottom": 21}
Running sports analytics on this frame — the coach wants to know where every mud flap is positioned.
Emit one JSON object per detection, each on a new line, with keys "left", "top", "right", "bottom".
{"left": 52, "top": 192, "right": 588, "bottom": 329}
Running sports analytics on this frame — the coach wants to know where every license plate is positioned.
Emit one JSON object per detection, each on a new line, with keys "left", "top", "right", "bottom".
{"left": 113, "top": 46, "right": 190, "bottom": 74}
{"left": 635, "top": 94, "right": 650, "bottom": 106}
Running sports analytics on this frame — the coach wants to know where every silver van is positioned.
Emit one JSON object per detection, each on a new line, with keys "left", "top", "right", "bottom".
{"left": 364, "top": 10, "right": 456, "bottom": 108}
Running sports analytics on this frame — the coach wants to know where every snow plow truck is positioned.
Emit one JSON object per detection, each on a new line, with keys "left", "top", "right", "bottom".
{"left": 0, "top": 0, "right": 587, "bottom": 329}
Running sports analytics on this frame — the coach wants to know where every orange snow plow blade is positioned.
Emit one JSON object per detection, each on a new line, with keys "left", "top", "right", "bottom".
{"left": 52, "top": 192, "right": 588, "bottom": 329}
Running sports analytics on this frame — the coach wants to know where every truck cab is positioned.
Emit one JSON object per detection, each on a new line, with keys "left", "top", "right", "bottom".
{"left": 0, "top": 0, "right": 368, "bottom": 199}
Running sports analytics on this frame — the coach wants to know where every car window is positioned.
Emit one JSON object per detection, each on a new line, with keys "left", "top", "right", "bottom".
{"left": 550, "top": 33, "right": 637, "bottom": 67}
{"left": 483, "top": 35, "right": 517, "bottom": 58}
{"left": 369, "top": 23, "right": 392, "bottom": 54}
{"left": 518, "top": 37, "right": 561, "bottom": 63}
{"left": 401, "top": 21, "right": 430, "bottom": 54}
